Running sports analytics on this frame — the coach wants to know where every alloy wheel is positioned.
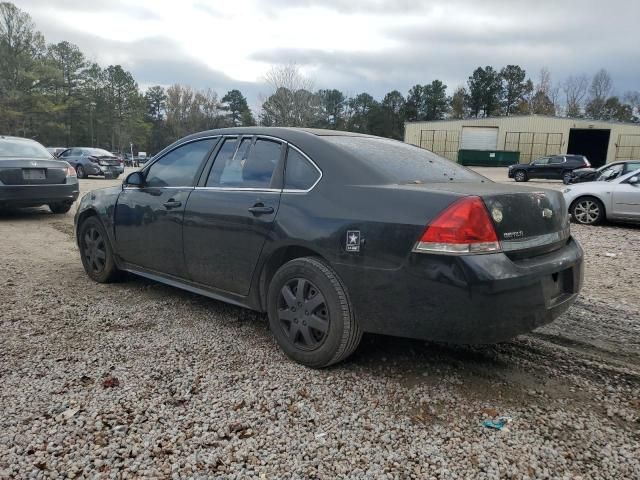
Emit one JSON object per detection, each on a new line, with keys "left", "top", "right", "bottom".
{"left": 277, "top": 278, "right": 329, "bottom": 351}
{"left": 574, "top": 200, "right": 600, "bottom": 224}
{"left": 82, "top": 226, "right": 107, "bottom": 274}
{"left": 77, "top": 166, "right": 85, "bottom": 179}
{"left": 515, "top": 171, "right": 526, "bottom": 182}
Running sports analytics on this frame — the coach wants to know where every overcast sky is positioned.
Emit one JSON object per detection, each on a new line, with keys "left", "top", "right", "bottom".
{"left": 15, "top": 0, "right": 640, "bottom": 108}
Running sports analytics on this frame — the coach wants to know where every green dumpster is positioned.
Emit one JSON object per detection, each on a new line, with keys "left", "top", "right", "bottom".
{"left": 458, "top": 150, "right": 520, "bottom": 167}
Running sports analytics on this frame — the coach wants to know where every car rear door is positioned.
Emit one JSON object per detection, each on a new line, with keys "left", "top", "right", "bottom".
{"left": 182, "top": 135, "right": 284, "bottom": 295}
{"left": 114, "top": 137, "right": 218, "bottom": 278}
{"left": 548, "top": 156, "right": 566, "bottom": 179}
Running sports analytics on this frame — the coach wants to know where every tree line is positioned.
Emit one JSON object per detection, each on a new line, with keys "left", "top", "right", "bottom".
{"left": 1, "top": 1, "right": 639, "bottom": 155}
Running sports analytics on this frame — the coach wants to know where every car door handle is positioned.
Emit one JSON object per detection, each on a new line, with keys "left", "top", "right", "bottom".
{"left": 248, "top": 204, "right": 274, "bottom": 215}
{"left": 163, "top": 200, "right": 182, "bottom": 209}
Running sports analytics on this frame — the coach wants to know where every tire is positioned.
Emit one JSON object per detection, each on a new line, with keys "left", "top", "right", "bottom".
{"left": 267, "top": 257, "right": 362, "bottom": 368}
{"left": 78, "top": 216, "right": 121, "bottom": 282}
{"left": 49, "top": 202, "right": 72, "bottom": 214}
{"left": 571, "top": 197, "right": 605, "bottom": 225}
{"left": 76, "top": 165, "right": 86, "bottom": 179}
{"left": 514, "top": 170, "right": 528, "bottom": 182}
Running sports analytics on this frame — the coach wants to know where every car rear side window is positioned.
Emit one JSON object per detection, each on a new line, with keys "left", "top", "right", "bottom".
{"left": 208, "top": 138, "right": 281, "bottom": 188}
{"left": 285, "top": 147, "right": 320, "bottom": 191}
{"left": 145, "top": 138, "right": 216, "bottom": 187}
{"left": 323, "top": 136, "right": 484, "bottom": 183}
{"left": 549, "top": 157, "right": 564, "bottom": 164}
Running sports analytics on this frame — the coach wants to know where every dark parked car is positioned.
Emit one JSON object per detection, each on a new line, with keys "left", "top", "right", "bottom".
{"left": 565, "top": 160, "right": 640, "bottom": 184}
{"left": 58, "top": 147, "right": 124, "bottom": 179}
{"left": 508, "top": 155, "right": 590, "bottom": 183}
{"left": 75, "top": 128, "right": 583, "bottom": 367}
{"left": 0, "top": 136, "right": 79, "bottom": 213}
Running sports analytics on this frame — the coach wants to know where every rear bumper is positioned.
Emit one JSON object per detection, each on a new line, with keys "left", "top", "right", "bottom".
{"left": 86, "top": 164, "right": 123, "bottom": 176}
{"left": 336, "top": 237, "right": 584, "bottom": 344}
{"left": 0, "top": 182, "right": 80, "bottom": 207}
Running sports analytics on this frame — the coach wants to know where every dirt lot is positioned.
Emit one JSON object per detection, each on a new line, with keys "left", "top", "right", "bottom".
{"left": 1, "top": 168, "right": 639, "bottom": 479}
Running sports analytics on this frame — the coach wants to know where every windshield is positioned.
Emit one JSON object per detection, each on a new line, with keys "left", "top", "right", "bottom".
{"left": 85, "top": 148, "right": 113, "bottom": 157}
{"left": 0, "top": 138, "right": 53, "bottom": 159}
{"left": 324, "top": 136, "right": 486, "bottom": 183}
{"left": 597, "top": 164, "right": 624, "bottom": 182}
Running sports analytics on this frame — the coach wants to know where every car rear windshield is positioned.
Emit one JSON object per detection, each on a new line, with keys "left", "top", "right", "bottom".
{"left": 323, "top": 136, "right": 486, "bottom": 183}
{"left": 0, "top": 138, "right": 52, "bottom": 159}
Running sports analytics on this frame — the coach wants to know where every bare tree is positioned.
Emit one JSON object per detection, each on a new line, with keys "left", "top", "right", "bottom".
{"left": 585, "top": 68, "right": 614, "bottom": 119}
{"left": 562, "top": 74, "right": 588, "bottom": 117}
{"left": 624, "top": 91, "right": 640, "bottom": 119}
{"left": 260, "top": 64, "right": 320, "bottom": 127}
{"left": 529, "top": 68, "right": 556, "bottom": 115}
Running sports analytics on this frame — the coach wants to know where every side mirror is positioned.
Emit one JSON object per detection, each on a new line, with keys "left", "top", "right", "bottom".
{"left": 124, "top": 171, "right": 144, "bottom": 187}
{"left": 628, "top": 176, "right": 639, "bottom": 185}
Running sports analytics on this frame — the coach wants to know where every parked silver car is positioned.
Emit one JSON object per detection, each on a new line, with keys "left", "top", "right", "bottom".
{"left": 58, "top": 147, "right": 124, "bottom": 179}
{"left": 563, "top": 168, "right": 640, "bottom": 225}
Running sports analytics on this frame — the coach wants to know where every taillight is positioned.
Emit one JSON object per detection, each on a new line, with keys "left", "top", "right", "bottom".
{"left": 584, "top": 158, "right": 591, "bottom": 167}
{"left": 413, "top": 196, "right": 501, "bottom": 254}
{"left": 65, "top": 166, "right": 76, "bottom": 177}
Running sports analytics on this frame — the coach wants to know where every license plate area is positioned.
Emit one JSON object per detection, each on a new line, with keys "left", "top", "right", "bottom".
{"left": 543, "top": 268, "right": 574, "bottom": 302}
{"left": 22, "top": 168, "right": 46, "bottom": 180}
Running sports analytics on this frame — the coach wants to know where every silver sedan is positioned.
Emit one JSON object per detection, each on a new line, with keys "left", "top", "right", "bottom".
{"left": 563, "top": 168, "right": 640, "bottom": 225}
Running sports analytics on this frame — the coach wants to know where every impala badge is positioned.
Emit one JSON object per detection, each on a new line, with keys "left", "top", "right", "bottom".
{"left": 542, "top": 208, "right": 553, "bottom": 219}
{"left": 491, "top": 207, "right": 503, "bottom": 223}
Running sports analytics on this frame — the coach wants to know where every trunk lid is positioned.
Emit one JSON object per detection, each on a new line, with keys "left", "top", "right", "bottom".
{"left": 0, "top": 157, "right": 69, "bottom": 185}
{"left": 400, "top": 182, "right": 570, "bottom": 256}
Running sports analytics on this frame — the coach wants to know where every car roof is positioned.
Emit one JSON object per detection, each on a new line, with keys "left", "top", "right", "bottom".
{"left": 0, "top": 135, "right": 42, "bottom": 144}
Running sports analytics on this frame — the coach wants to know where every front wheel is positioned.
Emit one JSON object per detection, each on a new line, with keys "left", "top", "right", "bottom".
{"left": 76, "top": 165, "right": 86, "bottom": 179}
{"left": 571, "top": 197, "right": 604, "bottom": 225}
{"left": 514, "top": 170, "right": 528, "bottom": 182}
{"left": 78, "top": 216, "right": 121, "bottom": 282}
{"left": 267, "top": 257, "right": 362, "bottom": 368}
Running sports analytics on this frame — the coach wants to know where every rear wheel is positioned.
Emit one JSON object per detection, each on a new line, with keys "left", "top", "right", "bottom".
{"left": 267, "top": 257, "right": 362, "bottom": 368}
{"left": 514, "top": 170, "right": 528, "bottom": 182}
{"left": 76, "top": 165, "right": 86, "bottom": 179}
{"left": 571, "top": 197, "right": 604, "bottom": 225}
{"left": 78, "top": 216, "right": 120, "bottom": 282}
{"left": 49, "top": 202, "right": 72, "bottom": 214}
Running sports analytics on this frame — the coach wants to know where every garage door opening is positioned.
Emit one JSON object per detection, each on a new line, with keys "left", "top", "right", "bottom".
{"left": 567, "top": 129, "right": 610, "bottom": 168}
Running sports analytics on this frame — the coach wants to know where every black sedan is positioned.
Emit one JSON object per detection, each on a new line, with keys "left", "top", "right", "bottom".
{"left": 565, "top": 160, "right": 640, "bottom": 184}
{"left": 74, "top": 128, "right": 583, "bottom": 367}
{"left": 1, "top": 136, "right": 79, "bottom": 213}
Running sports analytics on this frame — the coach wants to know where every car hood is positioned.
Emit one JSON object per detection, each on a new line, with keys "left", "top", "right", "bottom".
{"left": 0, "top": 157, "right": 70, "bottom": 168}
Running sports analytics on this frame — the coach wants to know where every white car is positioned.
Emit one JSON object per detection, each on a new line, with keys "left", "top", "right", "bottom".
{"left": 563, "top": 168, "right": 640, "bottom": 225}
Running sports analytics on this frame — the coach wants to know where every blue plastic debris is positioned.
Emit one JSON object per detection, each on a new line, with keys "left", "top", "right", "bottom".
{"left": 482, "top": 417, "right": 512, "bottom": 430}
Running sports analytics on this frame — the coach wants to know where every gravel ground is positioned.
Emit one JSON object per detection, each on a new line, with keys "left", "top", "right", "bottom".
{"left": 1, "top": 170, "right": 639, "bottom": 479}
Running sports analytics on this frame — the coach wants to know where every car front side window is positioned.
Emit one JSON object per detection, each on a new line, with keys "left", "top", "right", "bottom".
{"left": 145, "top": 138, "right": 216, "bottom": 188}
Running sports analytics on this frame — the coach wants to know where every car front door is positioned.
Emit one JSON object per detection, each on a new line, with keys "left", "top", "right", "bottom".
{"left": 528, "top": 157, "right": 550, "bottom": 178}
{"left": 611, "top": 174, "right": 640, "bottom": 219}
{"left": 59, "top": 148, "right": 82, "bottom": 168}
{"left": 114, "top": 137, "right": 218, "bottom": 278}
{"left": 182, "top": 136, "right": 284, "bottom": 295}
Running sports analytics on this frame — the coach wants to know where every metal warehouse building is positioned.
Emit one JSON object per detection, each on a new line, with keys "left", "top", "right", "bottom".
{"left": 404, "top": 115, "right": 640, "bottom": 168}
